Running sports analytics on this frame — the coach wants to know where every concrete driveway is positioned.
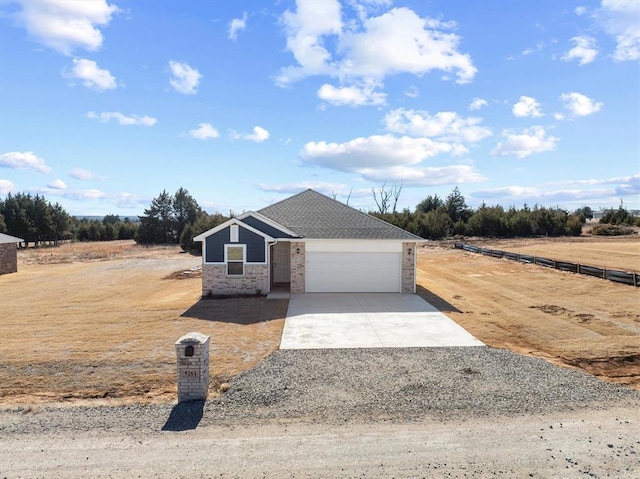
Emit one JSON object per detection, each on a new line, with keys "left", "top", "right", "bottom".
{"left": 280, "top": 293, "right": 485, "bottom": 349}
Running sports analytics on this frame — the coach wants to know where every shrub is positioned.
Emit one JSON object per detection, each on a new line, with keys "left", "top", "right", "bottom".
{"left": 589, "top": 224, "right": 636, "bottom": 236}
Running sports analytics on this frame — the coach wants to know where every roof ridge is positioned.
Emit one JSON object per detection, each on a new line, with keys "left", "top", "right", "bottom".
{"left": 257, "top": 188, "right": 313, "bottom": 213}
{"left": 311, "top": 189, "right": 424, "bottom": 241}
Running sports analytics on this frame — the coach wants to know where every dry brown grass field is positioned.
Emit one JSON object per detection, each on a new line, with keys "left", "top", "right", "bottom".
{"left": 417, "top": 235, "right": 640, "bottom": 390}
{"left": 0, "top": 241, "right": 286, "bottom": 406}
{"left": 0, "top": 237, "right": 638, "bottom": 406}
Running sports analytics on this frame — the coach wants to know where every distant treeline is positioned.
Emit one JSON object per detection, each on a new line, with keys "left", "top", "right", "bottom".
{"left": 371, "top": 188, "right": 640, "bottom": 239}
{"left": 0, "top": 190, "right": 226, "bottom": 251}
{"left": 1, "top": 188, "right": 638, "bottom": 248}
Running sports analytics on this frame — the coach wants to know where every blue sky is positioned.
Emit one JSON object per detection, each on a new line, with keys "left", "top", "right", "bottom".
{"left": 1, "top": 0, "right": 638, "bottom": 216}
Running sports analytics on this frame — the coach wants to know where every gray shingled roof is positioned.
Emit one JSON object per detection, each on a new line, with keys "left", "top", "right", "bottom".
{"left": 258, "top": 189, "right": 422, "bottom": 240}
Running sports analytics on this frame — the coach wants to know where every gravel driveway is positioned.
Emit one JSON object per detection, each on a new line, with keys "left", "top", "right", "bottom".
{"left": 2, "top": 347, "right": 640, "bottom": 478}
{"left": 2, "top": 347, "right": 638, "bottom": 434}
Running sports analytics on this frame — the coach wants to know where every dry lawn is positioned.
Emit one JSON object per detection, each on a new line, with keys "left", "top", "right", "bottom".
{"left": 1, "top": 237, "right": 638, "bottom": 407}
{"left": 0, "top": 241, "right": 286, "bottom": 406}
{"left": 472, "top": 235, "right": 640, "bottom": 271}
{"left": 417, "top": 236, "right": 640, "bottom": 390}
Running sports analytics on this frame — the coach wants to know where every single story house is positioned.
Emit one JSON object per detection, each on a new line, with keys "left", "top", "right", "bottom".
{"left": 0, "top": 233, "right": 24, "bottom": 275}
{"left": 193, "top": 189, "right": 424, "bottom": 296}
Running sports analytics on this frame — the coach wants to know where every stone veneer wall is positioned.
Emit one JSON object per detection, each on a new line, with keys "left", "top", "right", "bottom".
{"left": 202, "top": 264, "right": 269, "bottom": 296}
{"left": 290, "top": 241, "right": 305, "bottom": 293}
{"left": 401, "top": 242, "right": 416, "bottom": 293}
{"left": 0, "top": 243, "right": 18, "bottom": 275}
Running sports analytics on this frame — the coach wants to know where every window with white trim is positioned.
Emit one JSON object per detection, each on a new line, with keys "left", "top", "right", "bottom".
{"left": 226, "top": 245, "right": 244, "bottom": 276}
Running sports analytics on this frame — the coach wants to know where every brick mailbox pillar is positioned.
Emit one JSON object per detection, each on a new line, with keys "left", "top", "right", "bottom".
{"left": 175, "top": 332, "right": 210, "bottom": 403}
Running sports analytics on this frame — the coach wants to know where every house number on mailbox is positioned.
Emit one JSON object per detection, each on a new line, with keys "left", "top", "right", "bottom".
{"left": 182, "top": 369, "right": 200, "bottom": 379}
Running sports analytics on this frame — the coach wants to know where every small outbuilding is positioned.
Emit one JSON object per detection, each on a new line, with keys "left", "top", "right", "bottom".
{"left": 0, "top": 233, "right": 24, "bottom": 275}
{"left": 194, "top": 189, "right": 425, "bottom": 296}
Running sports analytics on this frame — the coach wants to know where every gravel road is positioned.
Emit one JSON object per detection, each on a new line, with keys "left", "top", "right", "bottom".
{"left": 2, "top": 347, "right": 639, "bottom": 477}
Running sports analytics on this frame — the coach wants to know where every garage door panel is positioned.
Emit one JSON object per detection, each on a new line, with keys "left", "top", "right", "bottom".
{"left": 306, "top": 252, "right": 401, "bottom": 293}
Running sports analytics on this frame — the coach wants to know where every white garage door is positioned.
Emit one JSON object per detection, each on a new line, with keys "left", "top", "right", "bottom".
{"left": 305, "top": 241, "right": 402, "bottom": 293}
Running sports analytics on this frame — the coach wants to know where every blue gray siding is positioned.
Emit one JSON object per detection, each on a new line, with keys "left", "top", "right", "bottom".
{"left": 205, "top": 225, "right": 266, "bottom": 263}
{"left": 242, "top": 216, "right": 296, "bottom": 239}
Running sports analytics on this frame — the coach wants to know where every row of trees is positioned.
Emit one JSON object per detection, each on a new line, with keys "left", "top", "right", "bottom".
{"left": 0, "top": 188, "right": 226, "bottom": 250}
{"left": 2, "top": 187, "right": 637, "bottom": 247}
{"left": 0, "top": 193, "right": 70, "bottom": 246}
{"left": 372, "top": 187, "right": 604, "bottom": 239}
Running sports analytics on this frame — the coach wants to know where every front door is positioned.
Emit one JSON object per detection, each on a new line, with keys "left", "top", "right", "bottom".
{"left": 273, "top": 242, "right": 291, "bottom": 284}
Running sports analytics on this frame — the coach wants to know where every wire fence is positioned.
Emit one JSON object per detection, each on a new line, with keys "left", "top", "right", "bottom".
{"left": 454, "top": 243, "right": 639, "bottom": 288}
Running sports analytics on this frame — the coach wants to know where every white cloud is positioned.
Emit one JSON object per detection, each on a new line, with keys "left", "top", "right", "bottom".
{"left": 65, "top": 189, "right": 107, "bottom": 200}
{"left": 404, "top": 86, "right": 419, "bottom": 98}
{"left": 245, "top": 126, "right": 270, "bottom": 142}
{"left": 65, "top": 58, "right": 117, "bottom": 91}
{"left": 469, "top": 98, "right": 488, "bottom": 111}
{"left": 562, "top": 36, "right": 598, "bottom": 65}
{"left": 11, "top": 0, "right": 119, "bottom": 55}
{"left": 317, "top": 83, "right": 386, "bottom": 106}
{"left": 0, "top": 179, "right": 16, "bottom": 195}
{"left": 300, "top": 134, "right": 465, "bottom": 173}
{"left": 471, "top": 174, "right": 640, "bottom": 208}
{"left": 277, "top": 0, "right": 342, "bottom": 86}
{"left": 229, "top": 11, "right": 247, "bottom": 40}
{"left": 258, "top": 181, "right": 351, "bottom": 196}
{"left": 598, "top": 0, "right": 640, "bottom": 61}
{"left": 491, "top": 126, "right": 558, "bottom": 159}
{"left": 512, "top": 96, "right": 543, "bottom": 118}
{"left": 339, "top": 8, "right": 476, "bottom": 83}
{"left": 47, "top": 179, "right": 67, "bottom": 190}
{"left": 277, "top": 4, "right": 476, "bottom": 90}
{"left": 575, "top": 6, "right": 587, "bottom": 16}
{"left": 554, "top": 112, "right": 565, "bottom": 120}
{"left": 560, "top": 92, "right": 603, "bottom": 116}
{"left": 0, "top": 151, "right": 52, "bottom": 173}
{"left": 384, "top": 108, "right": 491, "bottom": 143}
{"left": 87, "top": 111, "right": 156, "bottom": 126}
{"left": 70, "top": 168, "right": 95, "bottom": 180}
{"left": 231, "top": 126, "right": 270, "bottom": 142}
{"left": 188, "top": 123, "right": 220, "bottom": 140}
{"left": 169, "top": 60, "right": 202, "bottom": 94}
{"left": 522, "top": 41, "right": 545, "bottom": 56}
{"left": 614, "top": 174, "right": 640, "bottom": 195}
{"left": 357, "top": 164, "right": 486, "bottom": 186}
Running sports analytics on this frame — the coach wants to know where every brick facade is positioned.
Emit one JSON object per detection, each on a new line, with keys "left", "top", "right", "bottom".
{"left": 0, "top": 243, "right": 18, "bottom": 275}
{"left": 290, "top": 241, "right": 305, "bottom": 293}
{"left": 175, "top": 332, "right": 210, "bottom": 403}
{"left": 202, "top": 264, "right": 269, "bottom": 297}
{"left": 401, "top": 242, "right": 416, "bottom": 293}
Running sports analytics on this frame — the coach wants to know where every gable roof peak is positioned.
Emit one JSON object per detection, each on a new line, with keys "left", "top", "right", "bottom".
{"left": 258, "top": 188, "right": 423, "bottom": 241}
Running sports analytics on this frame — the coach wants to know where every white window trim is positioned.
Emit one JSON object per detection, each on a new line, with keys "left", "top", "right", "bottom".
{"left": 225, "top": 244, "right": 246, "bottom": 276}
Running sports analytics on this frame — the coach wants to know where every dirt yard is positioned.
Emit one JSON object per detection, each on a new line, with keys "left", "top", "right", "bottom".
{"left": 0, "top": 241, "right": 286, "bottom": 405}
{"left": 0, "top": 237, "right": 638, "bottom": 406}
{"left": 417, "top": 236, "right": 640, "bottom": 390}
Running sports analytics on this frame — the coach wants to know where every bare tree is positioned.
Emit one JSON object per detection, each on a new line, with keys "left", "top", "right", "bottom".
{"left": 373, "top": 182, "right": 402, "bottom": 214}
{"left": 391, "top": 182, "right": 403, "bottom": 213}
{"left": 332, "top": 188, "right": 353, "bottom": 206}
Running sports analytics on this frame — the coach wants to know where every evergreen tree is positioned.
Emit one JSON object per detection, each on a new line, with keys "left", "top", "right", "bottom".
{"left": 444, "top": 187, "right": 471, "bottom": 223}
{"left": 173, "top": 187, "right": 202, "bottom": 243}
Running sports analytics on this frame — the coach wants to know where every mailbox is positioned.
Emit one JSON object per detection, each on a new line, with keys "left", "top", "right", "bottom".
{"left": 175, "top": 332, "right": 210, "bottom": 403}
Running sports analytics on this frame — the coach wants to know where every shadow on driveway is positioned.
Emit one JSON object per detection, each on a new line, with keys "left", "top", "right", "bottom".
{"left": 181, "top": 297, "right": 289, "bottom": 325}
{"left": 416, "top": 285, "right": 462, "bottom": 314}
